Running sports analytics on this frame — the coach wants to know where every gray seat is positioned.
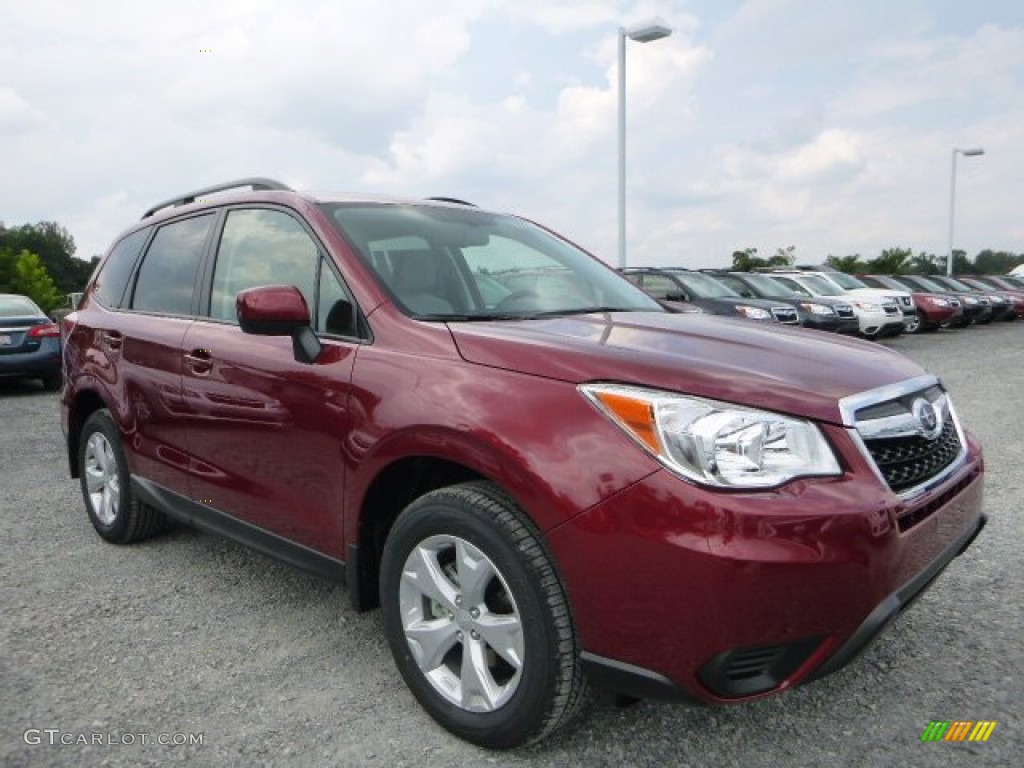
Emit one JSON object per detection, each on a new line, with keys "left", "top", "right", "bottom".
{"left": 389, "top": 251, "right": 453, "bottom": 314}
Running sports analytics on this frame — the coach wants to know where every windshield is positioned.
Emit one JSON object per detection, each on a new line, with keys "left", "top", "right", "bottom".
{"left": 827, "top": 272, "right": 868, "bottom": 290}
{"left": 867, "top": 275, "right": 903, "bottom": 290}
{"left": 744, "top": 273, "right": 802, "bottom": 298}
{"left": 792, "top": 275, "right": 844, "bottom": 297}
{"left": 322, "top": 203, "right": 662, "bottom": 318}
{"left": 932, "top": 276, "right": 974, "bottom": 292}
{"left": 665, "top": 271, "right": 739, "bottom": 299}
{"left": 897, "top": 275, "right": 940, "bottom": 292}
{"left": 0, "top": 295, "right": 42, "bottom": 317}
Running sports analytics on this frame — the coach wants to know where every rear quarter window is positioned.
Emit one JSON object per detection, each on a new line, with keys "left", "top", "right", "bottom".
{"left": 92, "top": 227, "right": 151, "bottom": 309}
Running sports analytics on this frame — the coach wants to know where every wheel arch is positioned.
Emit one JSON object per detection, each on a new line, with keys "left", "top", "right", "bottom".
{"left": 66, "top": 387, "right": 109, "bottom": 478}
{"left": 348, "top": 455, "right": 487, "bottom": 612}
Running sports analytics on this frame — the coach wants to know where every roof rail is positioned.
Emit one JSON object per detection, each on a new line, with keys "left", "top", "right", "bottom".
{"left": 424, "top": 196, "right": 477, "bottom": 207}
{"left": 141, "top": 177, "right": 293, "bottom": 219}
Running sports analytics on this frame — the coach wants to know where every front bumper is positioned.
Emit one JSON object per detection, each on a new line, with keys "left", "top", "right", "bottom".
{"left": 547, "top": 434, "right": 985, "bottom": 703}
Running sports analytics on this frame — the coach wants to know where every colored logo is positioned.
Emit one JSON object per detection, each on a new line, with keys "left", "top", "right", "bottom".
{"left": 920, "top": 721, "right": 997, "bottom": 742}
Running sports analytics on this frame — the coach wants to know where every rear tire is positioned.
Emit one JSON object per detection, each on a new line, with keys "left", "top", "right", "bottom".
{"left": 380, "top": 481, "right": 585, "bottom": 749}
{"left": 78, "top": 409, "right": 168, "bottom": 544}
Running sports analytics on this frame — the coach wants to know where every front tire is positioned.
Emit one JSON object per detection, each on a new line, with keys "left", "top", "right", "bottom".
{"left": 380, "top": 482, "right": 585, "bottom": 749}
{"left": 78, "top": 409, "right": 168, "bottom": 544}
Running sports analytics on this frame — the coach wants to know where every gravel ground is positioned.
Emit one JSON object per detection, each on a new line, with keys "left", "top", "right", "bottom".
{"left": 2, "top": 322, "right": 1021, "bottom": 767}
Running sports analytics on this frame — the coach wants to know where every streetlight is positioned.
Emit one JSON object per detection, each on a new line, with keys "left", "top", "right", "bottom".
{"left": 618, "top": 19, "right": 672, "bottom": 268}
{"left": 947, "top": 146, "right": 985, "bottom": 276}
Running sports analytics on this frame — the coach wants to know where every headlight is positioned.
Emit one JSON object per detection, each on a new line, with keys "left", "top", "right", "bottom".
{"left": 851, "top": 300, "right": 882, "bottom": 312}
{"left": 735, "top": 305, "right": 772, "bottom": 320}
{"left": 580, "top": 384, "right": 842, "bottom": 489}
{"left": 800, "top": 302, "right": 835, "bottom": 315}
{"left": 930, "top": 297, "right": 950, "bottom": 307}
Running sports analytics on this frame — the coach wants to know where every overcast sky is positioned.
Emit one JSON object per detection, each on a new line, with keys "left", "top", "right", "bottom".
{"left": 2, "top": 0, "right": 1021, "bottom": 268}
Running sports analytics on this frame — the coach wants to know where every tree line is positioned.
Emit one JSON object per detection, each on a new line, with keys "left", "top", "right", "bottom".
{"left": 0, "top": 221, "right": 98, "bottom": 312}
{"left": 731, "top": 246, "right": 1023, "bottom": 275}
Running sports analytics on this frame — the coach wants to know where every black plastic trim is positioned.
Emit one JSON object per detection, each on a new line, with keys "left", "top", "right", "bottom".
{"left": 580, "top": 652, "right": 699, "bottom": 703}
{"left": 805, "top": 512, "right": 987, "bottom": 683}
{"left": 699, "top": 637, "right": 824, "bottom": 698}
{"left": 131, "top": 476, "right": 345, "bottom": 583}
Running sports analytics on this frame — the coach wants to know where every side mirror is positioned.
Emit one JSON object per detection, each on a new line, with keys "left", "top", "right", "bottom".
{"left": 236, "top": 285, "right": 321, "bottom": 364}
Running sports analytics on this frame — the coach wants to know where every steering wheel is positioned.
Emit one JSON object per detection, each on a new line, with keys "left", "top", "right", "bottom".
{"left": 495, "top": 290, "right": 541, "bottom": 310}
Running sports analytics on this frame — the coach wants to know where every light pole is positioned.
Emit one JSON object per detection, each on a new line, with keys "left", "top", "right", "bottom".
{"left": 947, "top": 146, "right": 984, "bottom": 276}
{"left": 618, "top": 20, "right": 671, "bottom": 269}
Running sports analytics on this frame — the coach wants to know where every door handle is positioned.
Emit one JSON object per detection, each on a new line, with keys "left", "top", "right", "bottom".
{"left": 100, "top": 330, "right": 122, "bottom": 350}
{"left": 184, "top": 348, "right": 213, "bottom": 374}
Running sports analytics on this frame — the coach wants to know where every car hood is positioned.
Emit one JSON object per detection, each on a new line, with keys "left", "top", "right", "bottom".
{"left": 449, "top": 312, "right": 924, "bottom": 426}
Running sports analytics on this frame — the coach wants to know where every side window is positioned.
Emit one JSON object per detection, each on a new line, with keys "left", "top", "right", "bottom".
{"left": 641, "top": 274, "right": 681, "bottom": 300}
{"left": 209, "top": 209, "right": 318, "bottom": 323}
{"left": 93, "top": 227, "right": 151, "bottom": 309}
{"left": 132, "top": 215, "right": 214, "bottom": 314}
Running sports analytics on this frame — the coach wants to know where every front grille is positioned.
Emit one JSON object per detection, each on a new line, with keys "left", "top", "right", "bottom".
{"left": 882, "top": 302, "right": 901, "bottom": 317}
{"left": 844, "top": 380, "right": 968, "bottom": 498}
{"left": 835, "top": 305, "right": 855, "bottom": 318}
{"left": 862, "top": 418, "right": 962, "bottom": 494}
{"left": 949, "top": 299, "right": 961, "bottom": 308}
{"left": 771, "top": 306, "right": 799, "bottom": 324}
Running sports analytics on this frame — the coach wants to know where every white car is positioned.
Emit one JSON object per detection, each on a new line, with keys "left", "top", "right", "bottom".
{"left": 769, "top": 272, "right": 906, "bottom": 338}
{"left": 817, "top": 271, "right": 918, "bottom": 331}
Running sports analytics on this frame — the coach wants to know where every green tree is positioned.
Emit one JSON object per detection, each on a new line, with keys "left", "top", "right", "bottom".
{"left": 950, "top": 250, "right": 974, "bottom": 275}
{"left": 973, "top": 249, "right": 1022, "bottom": 275}
{"left": 868, "top": 247, "right": 914, "bottom": 274}
{"left": 0, "top": 221, "right": 93, "bottom": 293}
{"left": 731, "top": 246, "right": 795, "bottom": 272}
{"left": 8, "top": 249, "right": 61, "bottom": 312}
{"left": 824, "top": 254, "right": 867, "bottom": 274}
{"left": 909, "top": 252, "right": 942, "bottom": 275}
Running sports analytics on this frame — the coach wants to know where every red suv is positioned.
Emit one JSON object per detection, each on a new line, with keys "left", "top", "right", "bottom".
{"left": 61, "top": 179, "right": 986, "bottom": 748}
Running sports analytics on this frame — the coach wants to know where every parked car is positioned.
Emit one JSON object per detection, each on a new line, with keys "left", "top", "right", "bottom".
{"left": 927, "top": 275, "right": 1013, "bottom": 322}
{"left": 702, "top": 270, "right": 859, "bottom": 334}
{"left": 887, "top": 275, "right": 987, "bottom": 328}
{"left": 1002, "top": 274, "right": 1024, "bottom": 289}
{"left": 0, "top": 293, "right": 62, "bottom": 390}
{"left": 1008, "top": 264, "right": 1024, "bottom": 277}
{"left": 766, "top": 272, "right": 905, "bottom": 338}
{"left": 969, "top": 274, "right": 1024, "bottom": 294}
{"left": 801, "top": 269, "right": 919, "bottom": 333}
{"left": 61, "top": 178, "right": 986, "bottom": 748}
{"left": 855, "top": 275, "right": 962, "bottom": 332}
{"left": 954, "top": 276, "right": 1023, "bottom": 320}
{"left": 621, "top": 267, "right": 799, "bottom": 324}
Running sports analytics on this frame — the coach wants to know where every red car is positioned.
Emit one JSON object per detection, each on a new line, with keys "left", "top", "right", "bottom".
{"left": 856, "top": 274, "right": 963, "bottom": 331}
{"left": 61, "top": 179, "right": 986, "bottom": 748}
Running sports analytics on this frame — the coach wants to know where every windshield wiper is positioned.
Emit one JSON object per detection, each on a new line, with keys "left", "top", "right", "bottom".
{"left": 412, "top": 312, "right": 530, "bottom": 322}
{"left": 528, "top": 307, "right": 641, "bottom": 318}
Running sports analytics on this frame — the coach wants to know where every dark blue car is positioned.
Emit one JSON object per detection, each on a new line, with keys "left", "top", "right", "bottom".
{"left": 0, "top": 294, "right": 62, "bottom": 390}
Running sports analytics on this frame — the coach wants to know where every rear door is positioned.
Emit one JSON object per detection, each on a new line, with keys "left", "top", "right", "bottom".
{"left": 180, "top": 207, "right": 359, "bottom": 557}
{"left": 119, "top": 214, "right": 215, "bottom": 491}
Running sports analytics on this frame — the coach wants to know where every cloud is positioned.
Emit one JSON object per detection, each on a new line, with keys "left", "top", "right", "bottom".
{"left": 0, "top": 1, "right": 1020, "bottom": 266}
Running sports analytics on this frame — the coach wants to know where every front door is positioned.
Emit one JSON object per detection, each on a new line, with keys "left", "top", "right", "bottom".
{"left": 180, "top": 207, "right": 360, "bottom": 557}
